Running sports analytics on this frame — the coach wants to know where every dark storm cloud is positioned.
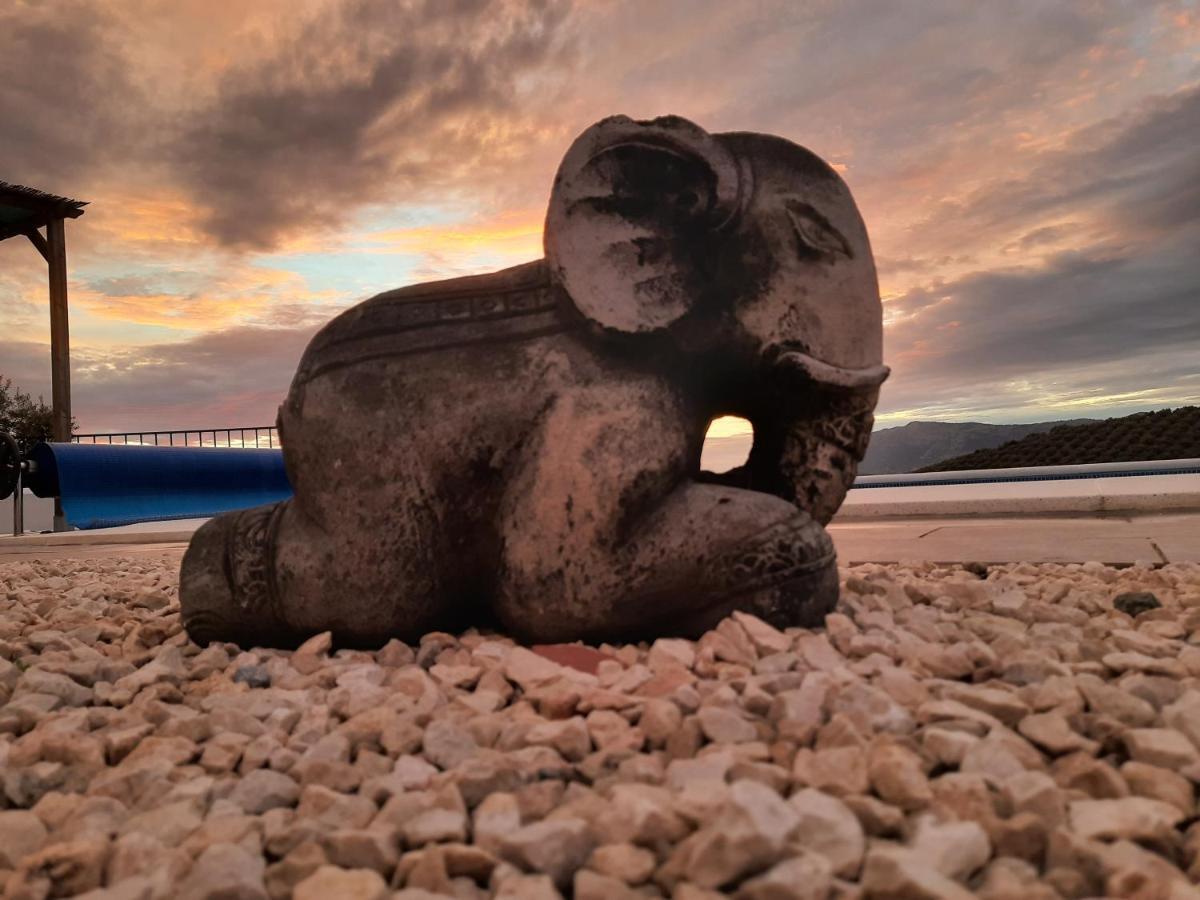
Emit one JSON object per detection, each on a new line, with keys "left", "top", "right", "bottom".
{"left": 6, "top": 326, "right": 319, "bottom": 432}
{"left": 0, "top": 2, "right": 140, "bottom": 193}
{"left": 880, "top": 223, "right": 1200, "bottom": 417}
{"left": 78, "top": 328, "right": 314, "bottom": 434}
{"left": 917, "top": 85, "right": 1200, "bottom": 247}
{"left": 874, "top": 80, "right": 1200, "bottom": 418}
{"left": 658, "top": 1, "right": 1137, "bottom": 164}
{"left": 171, "top": 0, "right": 574, "bottom": 250}
{"left": 1, "top": 342, "right": 56, "bottom": 406}
{"left": 3, "top": 0, "right": 1196, "bottom": 431}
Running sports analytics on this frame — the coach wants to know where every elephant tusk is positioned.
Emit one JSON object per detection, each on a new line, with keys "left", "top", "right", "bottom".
{"left": 772, "top": 349, "right": 890, "bottom": 391}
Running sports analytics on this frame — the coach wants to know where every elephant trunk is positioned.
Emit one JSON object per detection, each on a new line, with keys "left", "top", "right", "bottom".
{"left": 737, "top": 349, "right": 886, "bottom": 525}
{"left": 772, "top": 395, "right": 877, "bottom": 525}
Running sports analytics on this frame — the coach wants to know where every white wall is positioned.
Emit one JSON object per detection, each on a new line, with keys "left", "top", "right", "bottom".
{"left": 0, "top": 490, "right": 55, "bottom": 534}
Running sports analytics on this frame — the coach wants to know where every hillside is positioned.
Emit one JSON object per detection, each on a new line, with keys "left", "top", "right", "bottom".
{"left": 859, "top": 418, "right": 1093, "bottom": 474}
{"left": 917, "top": 406, "right": 1200, "bottom": 471}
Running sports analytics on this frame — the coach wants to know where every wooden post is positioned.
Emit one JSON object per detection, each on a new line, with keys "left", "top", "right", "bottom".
{"left": 45, "top": 218, "right": 71, "bottom": 443}
{"left": 46, "top": 218, "right": 71, "bottom": 531}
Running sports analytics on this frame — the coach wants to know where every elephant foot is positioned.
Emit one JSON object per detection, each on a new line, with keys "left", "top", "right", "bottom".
{"left": 676, "top": 518, "right": 839, "bottom": 637}
{"left": 615, "top": 511, "right": 839, "bottom": 640}
{"left": 180, "top": 502, "right": 296, "bottom": 647}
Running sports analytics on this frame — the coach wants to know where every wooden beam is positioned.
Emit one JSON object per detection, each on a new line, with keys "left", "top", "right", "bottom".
{"left": 24, "top": 227, "right": 49, "bottom": 262}
{"left": 0, "top": 191, "right": 86, "bottom": 217}
{"left": 0, "top": 215, "right": 51, "bottom": 242}
{"left": 45, "top": 217, "right": 72, "bottom": 443}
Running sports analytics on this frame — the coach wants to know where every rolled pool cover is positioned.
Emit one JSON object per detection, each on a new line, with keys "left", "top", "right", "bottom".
{"left": 28, "top": 442, "right": 293, "bottom": 529}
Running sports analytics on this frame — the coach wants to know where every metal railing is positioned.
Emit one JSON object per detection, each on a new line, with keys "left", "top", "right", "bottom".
{"left": 852, "top": 458, "right": 1200, "bottom": 488}
{"left": 70, "top": 426, "right": 280, "bottom": 449}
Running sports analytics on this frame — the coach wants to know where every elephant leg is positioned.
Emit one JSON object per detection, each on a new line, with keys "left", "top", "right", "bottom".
{"left": 180, "top": 496, "right": 446, "bottom": 648}
{"left": 493, "top": 385, "right": 838, "bottom": 643}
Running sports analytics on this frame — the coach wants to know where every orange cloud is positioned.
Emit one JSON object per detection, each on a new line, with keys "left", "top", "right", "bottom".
{"left": 369, "top": 209, "right": 544, "bottom": 261}
{"left": 73, "top": 263, "right": 337, "bottom": 332}
{"left": 80, "top": 189, "right": 212, "bottom": 257}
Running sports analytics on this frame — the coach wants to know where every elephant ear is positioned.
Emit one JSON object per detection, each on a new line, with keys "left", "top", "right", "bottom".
{"left": 545, "top": 115, "right": 744, "bottom": 334}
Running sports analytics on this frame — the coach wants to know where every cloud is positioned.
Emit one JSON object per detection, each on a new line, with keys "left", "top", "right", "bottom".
{"left": 912, "top": 85, "right": 1200, "bottom": 257}
{"left": 4, "top": 325, "right": 318, "bottom": 433}
{"left": 74, "top": 261, "right": 341, "bottom": 332}
{"left": 872, "top": 78, "right": 1200, "bottom": 422}
{"left": 2, "top": 0, "right": 1197, "bottom": 432}
{"left": 879, "top": 223, "right": 1200, "bottom": 422}
{"left": 0, "top": 1, "right": 142, "bottom": 193}
{"left": 169, "top": 0, "right": 575, "bottom": 250}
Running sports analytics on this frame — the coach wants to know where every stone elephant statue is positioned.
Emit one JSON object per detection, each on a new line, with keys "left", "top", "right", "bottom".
{"left": 180, "top": 114, "right": 888, "bottom": 648}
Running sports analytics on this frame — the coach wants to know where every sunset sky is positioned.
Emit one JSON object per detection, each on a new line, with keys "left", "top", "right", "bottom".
{"left": 2, "top": 0, "right": 1198, "bottom": 438}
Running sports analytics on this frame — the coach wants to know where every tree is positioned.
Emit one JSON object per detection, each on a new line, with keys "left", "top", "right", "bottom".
{"left": 0, "top": 375, "right": 70, "bottom": 447}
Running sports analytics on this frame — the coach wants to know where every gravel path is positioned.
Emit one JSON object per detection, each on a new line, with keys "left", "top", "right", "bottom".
{"left": 2, "top": 553, "right": 1199, "bottom": 899}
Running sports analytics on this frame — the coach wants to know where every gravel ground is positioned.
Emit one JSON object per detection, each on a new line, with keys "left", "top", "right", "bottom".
{"left": 2, "top": 553, "right": 1200, "bottom": 899}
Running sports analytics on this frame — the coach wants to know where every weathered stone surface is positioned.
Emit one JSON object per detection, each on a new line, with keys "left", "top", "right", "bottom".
{"left": 179, "top": 114, "right": 886, "bottom": 648}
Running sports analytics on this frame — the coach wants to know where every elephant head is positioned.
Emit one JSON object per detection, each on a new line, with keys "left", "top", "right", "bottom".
{"left": 546, "top": 114, "right": 888, "bottom": 525}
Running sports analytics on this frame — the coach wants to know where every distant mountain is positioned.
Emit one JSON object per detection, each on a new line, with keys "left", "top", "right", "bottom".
{"left": 918, "top": 406, "right": 1200, "bottom": 471}
{"left": 859, "top": 418, "right": 1093, "bottom": 474}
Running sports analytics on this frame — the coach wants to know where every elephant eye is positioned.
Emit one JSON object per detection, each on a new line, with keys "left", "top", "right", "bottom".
{"left": 785, "top": 201, "right": 853, "bottom": 262}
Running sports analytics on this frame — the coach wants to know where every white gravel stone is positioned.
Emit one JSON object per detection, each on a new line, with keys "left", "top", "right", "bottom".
{"left": 1123, "top": 727, "right": 1200, "bottom": 768}
{"left": 788, "top": 788, "right": 865, "bottom": 877}
{"left": 861, "top": 844, "right": 975, "bottom": 900}
{"left": 734, "top": 851, "right": 834, "bottom": 900}
{"left": 909, "top": 818, "right": 992, "bottom": 881}
{"left": 497, "top": 817, "right": 594, "bottom": 888}
{"left": 1069, "top": 796, "right": 1186, "bottom": 842}
{"left": 294, "top": 865, "right": 389, "bottom": 900}
{"left": 868, "top": 741, "right": 932, "bottom": 811}
{"left": 0, "top": 809, "right": 48, "bottom": 867}
{"left": 697, "top": 705, "right": 758, "bottom": 743}
{"left": 178, "top": 842, "right": 267, "bottom": 900}
{"left": 673, "top": 779, "right": 801, "bottom": 888}
{"left": 587, "top": 842, "right": 656, "bottom": 884}
{"left": 2, "top": 555, "right": 1198, "bottom": 896}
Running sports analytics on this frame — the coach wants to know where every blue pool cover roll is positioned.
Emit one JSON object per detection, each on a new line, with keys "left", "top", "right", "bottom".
{"left": 28, "top": 442, "right": 293, "bottom": 529}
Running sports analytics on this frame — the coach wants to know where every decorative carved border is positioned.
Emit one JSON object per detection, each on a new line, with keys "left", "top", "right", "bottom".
{"left": 224, "top": 501, "right": 286, "bottom": 623}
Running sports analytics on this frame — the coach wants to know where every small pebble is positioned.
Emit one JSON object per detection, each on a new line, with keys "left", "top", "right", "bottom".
{"left": 0, "top": 553, "right": 1196, "bottom": 895}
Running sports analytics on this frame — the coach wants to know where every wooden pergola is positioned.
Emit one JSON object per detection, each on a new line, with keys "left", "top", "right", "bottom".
{"left": 0, "top": 182, "right": 87, "bottom": 442}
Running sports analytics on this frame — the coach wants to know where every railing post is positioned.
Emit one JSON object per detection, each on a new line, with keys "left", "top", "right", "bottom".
{"left": 13, "top": 465, "right": 23, "bottom": 537}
